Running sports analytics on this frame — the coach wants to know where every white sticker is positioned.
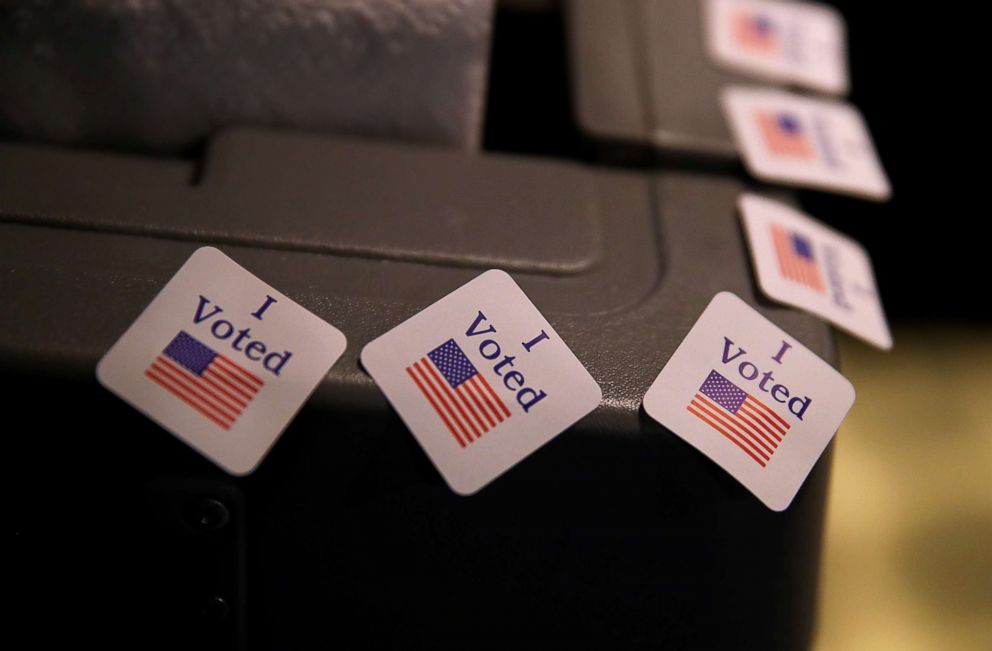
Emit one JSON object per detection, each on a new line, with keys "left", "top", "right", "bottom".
{"left": 705, "top": 0, "right": 848, "bottom": 95}
{"left": 97, "top": 247, "right": 347, "bottom": 475}
{"left": 642, "top": 292, "right": 854, "bottom": 511}
{"left": 722, "top": 86, "right": 891, "bottom": 200}
{"left": 739, "top": 193, "right": 892, "bottom": 350}
{"left": 360, "top": 269, "right": 601, "bottom": 496}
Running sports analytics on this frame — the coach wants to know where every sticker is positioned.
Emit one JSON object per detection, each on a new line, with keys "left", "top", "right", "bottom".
{"left": 360, "top": 269, "right": 601, "bottom": 495}
{"left": 722, "top": 86, "right": 891, "bottom": 200}
{"left": 642, "top": 292, "right": 854, "bottom": 511}
{"left": 705, "top": 0, "right": 848, "bottom": 95}
{"left": 739, "top": 193, "right": 892, "bottom": 349}
{"left": 97, "top": 247, "right": 347, "bottom": 475}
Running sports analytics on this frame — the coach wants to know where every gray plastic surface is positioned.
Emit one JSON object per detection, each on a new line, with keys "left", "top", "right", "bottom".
{"left": 568, "top": 0, "right": 763, "bottom": 161}
{"left": 0, "top": 129, "right": 834, "bottom": 428}
{"left": 3, "top": 130, "right": 836, "bottom": 649}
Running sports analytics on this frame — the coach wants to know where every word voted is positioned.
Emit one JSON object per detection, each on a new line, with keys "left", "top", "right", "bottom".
{"left": 720, "top": 337, "right": 812, "bottom": 420}
{"left": 465, "top": 310, "right": 550, "bottom": 413}
{"left": 193, "top": 294, "right": 293, "bottom": 376}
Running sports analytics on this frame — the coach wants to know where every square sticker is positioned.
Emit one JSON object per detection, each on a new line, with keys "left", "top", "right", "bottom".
{"left": 722, "top": 86, "right": 891, "bottom": 200}
{"left": 360, "top": 269, "right": 602, "bottom": 496}
{"left": 705, "top": 0, "right": 848, "bottom": 95}
{"left": 739, "top": 193, "right": 892, "bottom": 349}
{"left": 642, "top": 292, "right": 855, "bottom": 511}
{"left": 97, "top": 247, "right": 347, "bottom": 475}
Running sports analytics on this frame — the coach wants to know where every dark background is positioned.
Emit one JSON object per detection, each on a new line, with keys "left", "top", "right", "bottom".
{"left": 483, "top": 1, "right": 981, "bottom": 322}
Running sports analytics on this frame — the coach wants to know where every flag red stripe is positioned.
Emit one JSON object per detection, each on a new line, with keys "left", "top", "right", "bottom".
{"left": 779, "top": 230, "right": 804, "bottom": 286}
{"left": 468, "top": 375, "right": 505, "bottom": 423}
{"left": 736, "top": 406, "right": 781, "bottom": 446}
{"left": 406, "top": 365, "right": 465, "bottom": 448}
{"left": 733, "top": 13, "right": 778, "bottom": 51}
{"left": 732, "top": 414, "right": 775, "bottom": 456}
{"left": 782, "top": 233, "right": 808, "bottom": 286}
{"left": 145, "top": 368, "right": 232, "bottom": 429}
{"left": 211, "top": 363, "right": 259, "bottom": 396}
{"left": 462, "top": 381, "right": 496, "bottom": 429}
{"left": 758, "top": 113, "right": 813, "bottom": 157}
{"left": 809, "top": 264, "right": 825, "bottom": 291}
{"left": 802, "top": 259, "right": 819, "bottom": 289}
{"left": 795, "top": 252, "right": 809, "bottom": 285}
{"left": 155, "top": 358, "right": 241, "bottom": 418}
{"left": 692, "top": 396, "right": 770, "bottom": 461}
{"left": 454, "top": 384, "right": 489, "bottom": 434}
{"left": 467, "top": 378, "right": 502, "bottom": 426}
{"left": 475, "top": 373, "right": 511, "bottom": 418}
{"left": 688, "top": 402, "right": 766, "bottom": 467}
{"left": 694, "top": 396, "right": 772, "bottom": 460}
{"left": 746, "top": 394, "right": 790, "bottom": 430}
{"left": 773, "top": 225, "right": 824, "bottom": 292}
{"left": 740, "top": 401, "right": 786, "bottom": 440}
{"left": 743, "top": 399, "right": 789, "bottom": 438}
{"left": 215, "top": 353, "right": 264, "bottom": 387}
{"left": 415, "top": 360, "right": 473, "bottom": 444}
{"left": 197, "top": 368, "right": 249, "bottom": 409}
{"left": 204, "top": 367, "right": 254, "bottom": 402}
{"left": 773, "top": 228, "right": 793, "bottom": 279}
{"left": 706, "top": 397, "right": 776, "bottom": 456}
{"left": 148, "top": 362, "right": 236, "bottom": 422}
{"left": 773, "top": 227, "right": 796, "bottom": 281}
{"left": 153, "top": 358, "right": 241, "bottom": 420}
{"left": 800, "top": 256, "right": 814, "bottom": 286}
{"left": 422, "top": 360, "right": 479, "bottom": 442}
{"left": 211, "top": 357, "right": 261, "bottom": 394}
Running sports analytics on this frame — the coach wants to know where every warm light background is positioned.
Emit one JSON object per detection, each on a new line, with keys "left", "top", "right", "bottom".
{"left": 814, "top": 329, "right": 992, "bottom": 651}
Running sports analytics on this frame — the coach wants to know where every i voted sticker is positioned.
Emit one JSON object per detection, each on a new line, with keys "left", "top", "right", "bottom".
{"left": 97, "top": 247, "right": 347, "bottom": 475}
{"left": 739, "top": 193, "right": 892, "bottom": 350}
{"left": 722, "top": 86, "right": 890, "bottom": 200}
{"left": 643, "top": 292, "right": 854, "bottom": 511}
{"left": 361, "top": 269, "right": 601, "bottom": 495}
{"left": 705, "top": 0, "right": 848, "bottom": 95}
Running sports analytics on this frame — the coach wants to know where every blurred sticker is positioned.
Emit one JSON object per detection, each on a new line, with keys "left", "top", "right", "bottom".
{"left": 705, "top": 0, "right": 848, "bottom": 95}
{"left": 642, "top": 292, "right": 855, "bottom": 511}
{"left": 361, "top": 269, "right": 601, "bottom": 496}
{"left": 97, "top": 247, "right": 347, "bottom": 475}
{"left": 739, "top": 193, "right": 892, "bottom": 349}
{"left": 722, "top": 86, "right": 891, "bottom": 200}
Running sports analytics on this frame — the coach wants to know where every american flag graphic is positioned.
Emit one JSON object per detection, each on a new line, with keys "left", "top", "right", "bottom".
{"left": 687, "top": 370, "right": 791, "bottom": 468}
{"left": 771, "top": 224, "right": 825, "bottom": 292}
{"left": 145, "top": 331, "right": 263, "bottom": 430}
{"left": 756, "top": 111, "right": 814, "bottom": 158}
{"left": 733, "top": 10, "right": 778, "bottom": 51}
{"left": 406, "top": 339, "right": 511, "bottom": 448}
